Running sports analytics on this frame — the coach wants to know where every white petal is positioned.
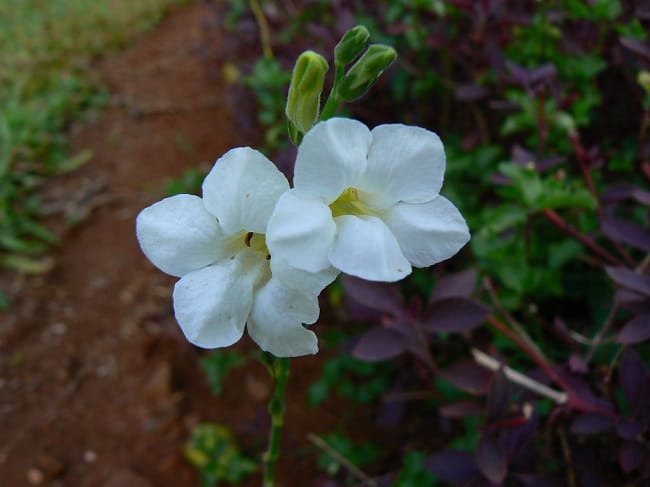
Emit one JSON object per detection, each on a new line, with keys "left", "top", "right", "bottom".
{"left": 294, "top": 118, "right": 371, "bottom": 203}
{"left": 385, "top": 195, "right": 470, "bottom": 267}
{"left": 329, "top": 215, "right": 411, "bottom": 282}
{"left": 173, "top": 259, "right": 255, "bottom": 348}
{"left": 266, "top": 190, "right": 336, "bottom": 272}
{"left": 359, "top": 124, "right": 445, "bottom": 204}
{"left": 248, "top": 278, "right": 319, "bottom": 357}
{"left": 202, "top": 147, "right": 289, "bottom": 234}
{"left": 271, "top": 255, "right": 339, "bottom": 296}
{"left": 136, "top": 194, "right": 228, "bottom": 277}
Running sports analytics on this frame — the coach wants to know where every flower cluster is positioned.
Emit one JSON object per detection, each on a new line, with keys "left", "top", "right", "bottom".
{"left": 136, "top": 118, "right": 469, "bottom": 357}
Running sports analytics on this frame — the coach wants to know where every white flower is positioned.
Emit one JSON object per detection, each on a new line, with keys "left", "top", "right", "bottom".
{"left": 136, "top": 148, "right": 336, "bottom": 357}
{"left": 267, "top": 118, "right": 470, "bottom": 282}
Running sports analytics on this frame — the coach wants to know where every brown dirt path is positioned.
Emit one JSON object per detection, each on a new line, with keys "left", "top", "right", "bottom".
{"left": 0, "top": 4, "right": 343, "bottom": 486}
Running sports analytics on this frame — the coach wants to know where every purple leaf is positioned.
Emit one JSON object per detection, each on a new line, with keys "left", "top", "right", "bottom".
{"left": 487, "top": 368, "right": 510, "bottom": 423}
{"left": 425, "top": 450, "right": 480, "bottom": 483}
{"left": 342, "top": 275, "right": 404, "bottom": 316}
{"left": 476, "top": 435, "right": 508, "bottom": 484}
{"left": 620, "top": 38, "right": 650, "bottom": 63}
{"left": 619, "top": 441, "right": 648, "bottom": 473}
{"left": 440, "top": 400, "right": 484, "bottom": 418}
{"left": 569, "top": 354, "right": 589, "bottom": 374}
{"left": 513, "top": 473, "right": 562, "bottom": 487}
{"left": 352, "top": 328, "right": 409, "bottom": 362}
{"left": 616, "top": 418, "right": 644, "bottom": 439}
{"left": 455, "top": 84, "right": 490, "bottom": 101}
{"left": 570, "top": 413, "right": 615, "bottom": 434}
{"left": 618, "top": 350, "right": 648, "bottom": 411}
{"left": 601, "top": 217, "right": 650, "bottom": 252}
{"left": 528, "top": 63, "right": 557, "bottom": 85}
{"left": 615, "top": 288, "right": 650, "bottom": 314}
{"left": 635, "top": 187, "right": 650, "bottom": 205}
{"left": 600, "top": 184, "right": 650, "bottom": 205}
{"left": 430, "top": 269, "right": 477, "bottom": 301}
{"left": 606, "top": 267, "right": 650, "bottom": 296}
{"left": 617, "top": 313, "right": 650, "bottom": 345}
{"left": 503, "top": 409, "right": 539, "bottom": 462}
{"left": 439, "top": 360, "right": 493, "bottom": 395}
{"left": 423, "top": 298, "right": 490, "bottom": 333}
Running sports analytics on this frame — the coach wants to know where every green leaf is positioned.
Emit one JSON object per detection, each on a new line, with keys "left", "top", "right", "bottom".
{"left": 54, "top": 148, "right": 93, "bottom": 174}
{"left": 199, "top": 350, "right": 246, "bottom": 396}
{"left": 185, "top": 423, "right": 257, "bottom": 487}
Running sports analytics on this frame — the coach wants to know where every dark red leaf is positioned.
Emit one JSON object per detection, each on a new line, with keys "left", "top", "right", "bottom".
{"left": 601, "top": 217, "right": 650, "bottom": 252}
{"left": 618, "top": 350, "right": 648, "bottom": 411}
{"left": 424, "top": 450, "right": 480, "bottom": 483}
{"left": 342, "top": 275, "right": 404, "bottom": 316}
{"left": 570, "top": 413, "right": 615, "bottom": 434}
{"left": 352, "top": 328, "right": 408, "bottom": 362}
{"left": 617, "top": 313, "right": 650, "bottom": 345}
{"left": 487, "top": 368, "right": 510, "bottom": 423}
{"left": 606, "top": 267, "right": 650, "bottom": 296}
{"left": 439, "top": 360, "right": 493, "bottom": 395}
{"left": 440, "top": 400, "right": 484, "bottom": 418}
{"left": 430, "top": 269, "right": 477, "bottom": 302}
{"left": 476, "top": 435, "right": 508, "bottom": 484}
{"left": 619, "top": 441, "right": 648, "bottom": 473}
{"left": 423, "top": 298, "right": 490, "bottom": 332}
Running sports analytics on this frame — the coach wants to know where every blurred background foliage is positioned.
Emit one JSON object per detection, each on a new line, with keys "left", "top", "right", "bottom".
{"left": 206, "top": 0, "right": 650, "bottom": 484}
{"left": 0, "top": 0, "right": 188, "bottom": 300}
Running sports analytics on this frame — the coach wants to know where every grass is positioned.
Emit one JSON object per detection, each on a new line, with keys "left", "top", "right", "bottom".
{"left": 0, "top": 0, "right": 190, "bottom": 302}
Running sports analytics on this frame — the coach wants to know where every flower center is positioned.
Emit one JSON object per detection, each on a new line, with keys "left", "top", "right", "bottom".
{"left": 329, "top": 187, "right": 376, "bottom": 218}
{"left": 244, "top": 231, "right": 271, "bottom": 260}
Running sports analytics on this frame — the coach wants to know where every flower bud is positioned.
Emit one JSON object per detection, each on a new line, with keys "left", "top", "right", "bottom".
{"left": 337, "top": 44, "right": 397, "bottom": 102}
{"left": 638, "top": 70, "right": 650, "bottom": 93}
{"left": 285, "top": 50, "right": 329, "bottom": 138}
{"left": 334, "top": 25, "right": 370, "bottom": 66}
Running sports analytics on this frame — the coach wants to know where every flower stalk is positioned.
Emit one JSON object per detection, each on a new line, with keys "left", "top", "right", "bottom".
{"left": 263, "top": 355, "right": 291, "bottom": 487}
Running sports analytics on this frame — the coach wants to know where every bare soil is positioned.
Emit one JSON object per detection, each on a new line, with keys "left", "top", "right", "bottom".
{"left": 0, "top": 4, "right": 356, "bottom": 486}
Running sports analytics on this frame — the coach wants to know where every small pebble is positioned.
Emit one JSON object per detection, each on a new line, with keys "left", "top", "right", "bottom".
{"left": 27, "top": 468, "right": 44, "bottom": 485}
{"left": 83, "top": 450, "right": 97, "bottom": 463}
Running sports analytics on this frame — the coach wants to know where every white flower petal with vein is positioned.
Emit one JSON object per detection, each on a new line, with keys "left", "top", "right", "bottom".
{"left": 136, "top": 147, "right": 329, "bottom": 357}
{"left": 267, "top": 117, "right": 470, "bottom": 281}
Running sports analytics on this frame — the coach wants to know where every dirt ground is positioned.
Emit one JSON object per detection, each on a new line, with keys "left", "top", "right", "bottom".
{"left": 0, "top": 4, "right": 353, "bottom": 486}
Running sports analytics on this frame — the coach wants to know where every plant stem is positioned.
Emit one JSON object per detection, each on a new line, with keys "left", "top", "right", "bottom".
{"left": 471, "top": 348, "right": 568, "bottom": 404}
{"left": 320, "top": 63, "right": 344, "bottom": 121}
{"left": 249, "top": 0, "right": 273, "bottom": 60}
{"left": 542, "top": 208, "right": 624, "bottom": 267}
{"left": 263, "top": 356, "right": 290, "bottom": 487}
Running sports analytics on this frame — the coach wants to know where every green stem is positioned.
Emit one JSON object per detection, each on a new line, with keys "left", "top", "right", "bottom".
{"left": 320, "top": 63, "right": 344, "bottom": 121}
{"left": 263, "top": 355, "right": 290, "bottom": 487}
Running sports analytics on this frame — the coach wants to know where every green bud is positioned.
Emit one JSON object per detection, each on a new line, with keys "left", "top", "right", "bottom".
{"left": 638, "top": 70, "right": 650, "bottom": 93}
{"left": 334, "top": 25, "right": 370, "bottom": 65}
{"left": 337, "top": 44, "right": 396, "bottom": 102}
{"left": 285, "top": 51, "right": 329, "bottom": 138}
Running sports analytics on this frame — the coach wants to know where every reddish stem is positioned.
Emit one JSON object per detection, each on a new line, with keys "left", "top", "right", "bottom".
{"left": 569, "top": 133, "right": 598, "bottom": 209}
{"left": 569, "top": 134, "right": 635, "bottom": 267}
{"left": 487, "top": 316, "right": 614, "bottom": 417}
{"left": 543, "top": 209, "right": 625, "bottom": 267}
